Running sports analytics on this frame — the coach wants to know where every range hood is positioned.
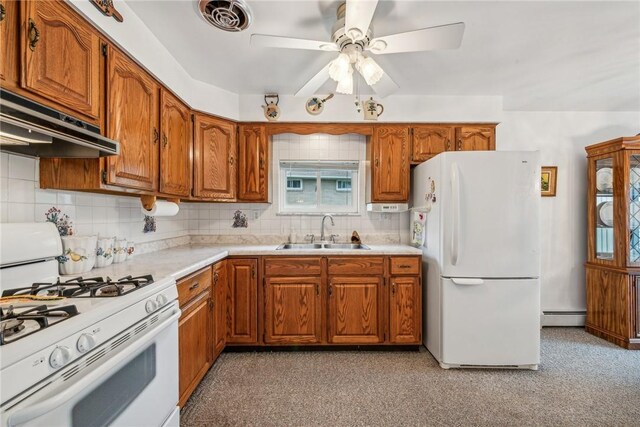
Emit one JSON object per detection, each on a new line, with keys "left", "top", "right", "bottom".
{"left": 0, "top": 89, "right": 119, "bottom": 158}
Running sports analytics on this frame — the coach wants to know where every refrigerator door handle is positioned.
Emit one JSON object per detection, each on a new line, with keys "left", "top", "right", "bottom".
{"left": 451, "top": 278, "right": 484, "bottom": 286}
{"left": 451, "top": 162, "right": 461, "bottom": 266}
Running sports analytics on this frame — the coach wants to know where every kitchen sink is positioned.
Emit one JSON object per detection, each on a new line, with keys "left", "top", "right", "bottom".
{"left": 276, "top": 243, "right": 370, "bottom": 250}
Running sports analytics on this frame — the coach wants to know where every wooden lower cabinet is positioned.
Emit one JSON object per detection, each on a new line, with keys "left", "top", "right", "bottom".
{"left": 389, "top": 276, "right": 422, "bottom": 344}
{"left": 227, "top": 258, "right": 258, "bottom": 344}
{"left": 212, "top": 261, "right": 227, "bottom": 360}
{"left": 178, "top": 291, "right": 212, "bottom": 407}
{"left": 264, "top": 277, "right": 322, "bottom": 344}
{"left": 328, "top": 276, "right": 385, "bottom": 344}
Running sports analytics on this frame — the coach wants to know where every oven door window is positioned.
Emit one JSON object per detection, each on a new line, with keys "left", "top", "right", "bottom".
{"left": 72, "top": 344, "right": 156, "bottom": 427}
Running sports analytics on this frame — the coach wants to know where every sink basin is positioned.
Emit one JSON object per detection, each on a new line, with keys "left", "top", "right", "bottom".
{"left": 276, "top": 243, "right": 324, "bottom": 250}
{"left": 322, "top": 243, "right": 370, "bottom": 250}
{"left": 276, "top": 243, "right": 370, "bottom": 250}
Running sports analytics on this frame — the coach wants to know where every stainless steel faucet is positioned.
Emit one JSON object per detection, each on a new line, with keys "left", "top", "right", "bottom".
{"left": 320, "top": 214, "right": 335, "bottom": 242}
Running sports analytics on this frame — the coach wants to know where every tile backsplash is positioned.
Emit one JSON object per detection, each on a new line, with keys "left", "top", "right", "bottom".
{"left": 0, "top": 133, "right": 409, "bottom": 247}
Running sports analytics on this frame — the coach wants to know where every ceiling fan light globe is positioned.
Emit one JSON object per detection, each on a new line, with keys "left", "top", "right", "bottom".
{"left": 357, "top": 56, "right": 384, "bottom": 86}
{"left": 328, "top": 53, "right": 352, "bottom": 82}
{"left": 336, "top": 74, "right": 353, "bottom": 95}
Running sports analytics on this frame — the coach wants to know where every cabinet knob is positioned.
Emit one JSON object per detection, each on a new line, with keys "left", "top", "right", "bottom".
{"left": 28, "top": 19, "right": 40, "bottom": 52}
{"left": 0, "top": 3, "right": 6, "bottom": 22}
{"left": 392, "top": 282, "right": 396, "bottom": 294}
{"left": 229, "top": 156, "right": 234, "bottom": 165}
{"left": 162, "top": 133, "right": 168, "bottom": 147}
{"left": 153, "top": 128, "right": 159, "bottom": 145}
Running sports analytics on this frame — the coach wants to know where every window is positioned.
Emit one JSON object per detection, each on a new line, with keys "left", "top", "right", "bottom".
{"left": 286, "top": 178, "right": 303, "bottom": 191}
{"left": 336, "top": 180, "right": 351, "bottom": 192}
{"left": 279, "top": 161, "right": 359, "bottom": 214}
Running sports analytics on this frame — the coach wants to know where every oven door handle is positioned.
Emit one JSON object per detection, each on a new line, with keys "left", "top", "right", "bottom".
{"left": 7, "top": 306, "right": 181, "bottom": 427}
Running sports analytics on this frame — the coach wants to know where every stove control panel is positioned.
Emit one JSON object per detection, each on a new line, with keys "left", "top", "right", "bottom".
{"left": 76, "top": 333, "right": 96, "bottom": 353}
{"left": 49, "top": 346, "right": 71, "bottom": 369}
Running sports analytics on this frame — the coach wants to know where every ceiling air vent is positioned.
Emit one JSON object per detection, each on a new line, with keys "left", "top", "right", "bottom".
{"left": 198, "top": 0, "right": 252, "bottom": 32}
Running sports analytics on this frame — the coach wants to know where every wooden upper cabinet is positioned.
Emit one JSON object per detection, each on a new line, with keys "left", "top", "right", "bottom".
{"left": 160, "top": 89, "right": 192, "bottom": 197}
{"left": 389, "top": 276, "right": 421, "bottom": 344}
{"left": 412, "top": 125, "right": 454, "bottom": 163}
{"left": 226, "top": 259, "right": 258, "bottom": 344}
{"left": 21, "top": 0, "right": 101, "bottom": 120}
{"left": 193, "top": 114, "right": 237, "bottom": 200}
{"left": 455, "top": 126, "right": 496, "bottom": 151}
{"left": 328, "top": 276, "right": 384, "bottom": 344}
{"left": 0, "top": 0, "right": 19, "bottom": 87}
{"left": 371, "top": 125, "right": 410, "bottom": 202}
{"left": 106, "top": 47, "right": 159, "bottom": 191}
{"left": 238, "top": 124, "right": 268, "bottom": 202}
{"left": 264, "top": 277, "right": 322, "bottom": 344}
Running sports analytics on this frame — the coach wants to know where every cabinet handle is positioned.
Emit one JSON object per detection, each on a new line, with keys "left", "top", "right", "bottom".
{"left": 316, "top": 283, "right": 320, "bottom": 296}
{"left": 162, "top": 133, "right": 168, "bottom": 148}
{"left": 252, "top": 265, "right": 256, "bottom": 279}
{"left": 28, "top": 19, "right": 40, "bottom": 52}
{"left": 446, "top": 139, "right": 451, "bottom": 151}
{"left": 213, "top": 271, "right": 219, "bottom": 284}
{"left": 457, "top": 138, "right": 462, "bottom": 151}
{"left": 0, "top": 3, "right": 6, "bottom": 23}
{"left": 374, "top": 158, "right": 379, "bottom": 167}
{"left": 153, "top": 128, "right": 159, "bottom": 145}
{"left": 397, "top": 264, "right": 412, "bottom": 269}
{"left": 392, "top": 282, "right": 396, "bottom": 294}
{"left": 328, "top": 283, "right": 333, "bottom": 297}
{"left": 189, "top": 282, "right": 200, "bottom": 291}
{"left": 229, "top": 156, "right": 234, "bottom": 165}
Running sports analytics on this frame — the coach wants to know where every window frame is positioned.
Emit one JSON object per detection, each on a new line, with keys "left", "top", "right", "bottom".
{"left": 278, "top": 160, "right": 361, "bottom": 215}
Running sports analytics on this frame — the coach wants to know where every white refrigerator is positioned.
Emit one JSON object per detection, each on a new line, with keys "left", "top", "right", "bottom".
{"left": 412, "top": 151, "right": 541, "bottom": 369}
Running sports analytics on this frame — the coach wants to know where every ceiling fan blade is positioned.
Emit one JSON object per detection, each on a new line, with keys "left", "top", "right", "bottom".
{"left": 368, "top": 22, "right": 465, "bottom": 55}
{"left": 251, "top": 34, "right": 337, "bottom": 51}
{"left": 344, "top": 0, "right": 378, "bottom": 41}
{"left": 295, "top": 61, "right": 332, "bottom": 98}
{"left": 371, "top": 72, "right": 399, "bottom": 98}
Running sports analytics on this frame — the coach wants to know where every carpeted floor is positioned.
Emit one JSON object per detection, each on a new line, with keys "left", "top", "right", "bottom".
{"left": 180, "top": 328, "right": 640, "bottom": 426}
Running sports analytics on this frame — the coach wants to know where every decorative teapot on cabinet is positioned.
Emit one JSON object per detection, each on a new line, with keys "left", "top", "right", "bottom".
{"left": 362, "top": 97, "right": 384, "bottom": 120}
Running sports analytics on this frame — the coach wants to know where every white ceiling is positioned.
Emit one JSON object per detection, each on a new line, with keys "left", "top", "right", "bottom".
{"left": 126, "top": 0, "right": 640, "bottom": 111}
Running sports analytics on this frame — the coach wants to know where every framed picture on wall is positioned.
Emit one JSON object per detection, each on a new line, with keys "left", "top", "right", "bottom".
{"left": 541, "top": 166, "right": 557, "bottom": 197}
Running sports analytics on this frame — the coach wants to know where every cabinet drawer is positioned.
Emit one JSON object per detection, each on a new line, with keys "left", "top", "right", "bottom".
{"left": 264, "top": 257, "right": 322, "bottom": 276}
{"left": 327, "top": 257, "right": 384, "bottom": 275}
{"left": 389, "top": 257, "right": 421, "bottom": 275}
{"left": 177, "top": 267, "right": 212, "bottom": 307}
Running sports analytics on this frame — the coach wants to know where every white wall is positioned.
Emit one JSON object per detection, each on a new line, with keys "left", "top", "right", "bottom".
{"left": 68, "top": 0, "right": 239, "bottom": 119}
{"left": 498, "top": 111, "right": 640, "bottom": 313}
{"left": 239, "top": 94, "right": 503, "bottom": 123}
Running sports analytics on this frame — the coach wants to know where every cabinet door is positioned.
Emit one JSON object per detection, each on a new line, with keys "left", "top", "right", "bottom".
{"left": 212, "top": 261, "right": 227, "bottom": 359}
{"left": 21, "top": 0, "right": 101, "bottom": 119}
{"left": 160, "top": 89, "right": 192, "bottom": 197}
{"left": 371, "top": 126, "right": 410, "bottom": 202}
{"left": 328, "top": 276, "right": 384, "bottom": 344}
{"left": 238, "top": 125, "right": 268, "bottom": 202}
{"left": 455, "top": 126, "right": 495, "bottom": 151}
{"left": 264, "top": 277, "right": 322, "bottom": 344}
{"left": 389, "top": 276, "right": 421, "bottom": 344}
{"left": 193, "top": 114, "right": 237, "bottom": 200}
{"left": 412, "top": 125, "right": 454, "bottom": 163}
{"left": 0, "top": 0, "right": 19, "bottom": 88}
{"left": 178, "top": 292, "right": 212, "bottom": 407}
{"left": 106, "top": 47, "right": 159, "bottom": 191}
{"left": 226, "top": 259, "right": 258, "bottom": 344}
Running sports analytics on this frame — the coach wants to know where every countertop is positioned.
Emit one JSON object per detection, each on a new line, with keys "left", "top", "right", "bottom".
{"left": 81, "top": 244, "right": 422, "bottom": 283}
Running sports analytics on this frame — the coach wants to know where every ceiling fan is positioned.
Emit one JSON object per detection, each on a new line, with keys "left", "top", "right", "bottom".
{"left": 250, "top": 0, "right": 465, "bottom": 98}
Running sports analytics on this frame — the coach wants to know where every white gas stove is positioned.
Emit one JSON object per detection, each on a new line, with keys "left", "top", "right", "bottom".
{"left": 0, "top": 223, "right": 180, "bottom": 427}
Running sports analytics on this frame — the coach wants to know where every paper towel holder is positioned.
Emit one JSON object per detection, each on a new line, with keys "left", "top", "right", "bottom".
{"left": 140, "top": 195, "right": 180, "bottom": 212}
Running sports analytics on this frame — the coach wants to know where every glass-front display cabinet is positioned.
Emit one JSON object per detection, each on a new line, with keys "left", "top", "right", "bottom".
{"left": 585, "top": 135, "right": 640, "bottom": 349}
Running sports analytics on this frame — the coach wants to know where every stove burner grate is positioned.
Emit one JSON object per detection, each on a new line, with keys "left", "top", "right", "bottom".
{"left": 1, "top": 275, "right": 155, "bottom": 299}
{"left": 0, "top": 304, "right": 79, "bottom": 345}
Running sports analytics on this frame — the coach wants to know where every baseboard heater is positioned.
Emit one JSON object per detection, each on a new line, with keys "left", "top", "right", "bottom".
{"left": 541, "top": 311, "right": 586, "bottom": 327}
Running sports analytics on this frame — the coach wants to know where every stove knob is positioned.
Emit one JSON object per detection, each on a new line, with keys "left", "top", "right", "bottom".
{"left": 77, "top": 333, "right": 96, "bottom": 353}
{"left": 156, "top": 294, "right": 168, "bottom": 306}
{"left": 145, "top": 300, "right": 157, "bottom": 313}
{"left": 49, "top": 346, "right": 71, "bottom": 369}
